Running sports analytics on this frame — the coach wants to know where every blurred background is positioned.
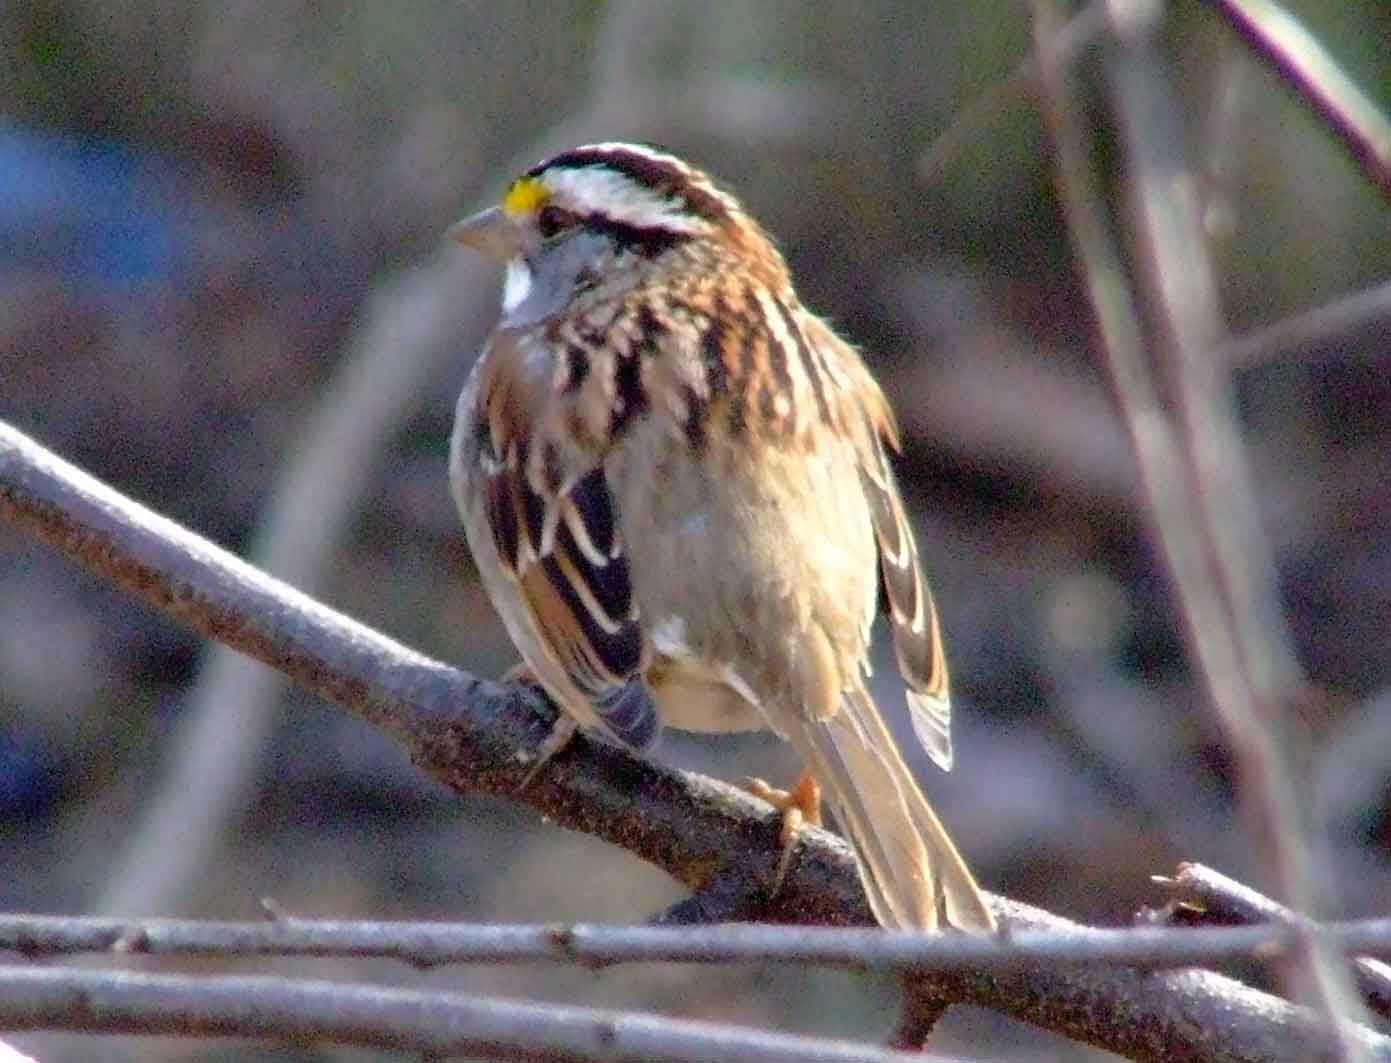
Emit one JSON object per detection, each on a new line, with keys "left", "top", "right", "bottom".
{"left": 2, "top": 1, "right": 1390, "bottom": 1059}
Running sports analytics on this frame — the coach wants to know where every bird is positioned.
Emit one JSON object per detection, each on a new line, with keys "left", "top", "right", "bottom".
{"left": 447, "top": 142, "right": 994, "bottom": 932}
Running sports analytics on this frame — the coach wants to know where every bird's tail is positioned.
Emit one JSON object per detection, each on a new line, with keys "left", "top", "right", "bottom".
{"left": 790, "top": 687, "right": 995, "bottom": 931}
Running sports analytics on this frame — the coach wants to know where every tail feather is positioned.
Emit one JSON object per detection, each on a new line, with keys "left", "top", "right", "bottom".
{"left": 791, "top": 688, "right": 994, "bottom": 931}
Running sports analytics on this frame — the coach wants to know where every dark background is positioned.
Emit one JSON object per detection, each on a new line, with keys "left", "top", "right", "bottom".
{"left": 2, "top": 1, "right": 1390, "bottom": 1059}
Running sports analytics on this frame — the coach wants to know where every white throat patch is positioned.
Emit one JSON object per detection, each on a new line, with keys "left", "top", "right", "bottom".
{"left": 501, "top": 258, "right": 533, "bottom": 313}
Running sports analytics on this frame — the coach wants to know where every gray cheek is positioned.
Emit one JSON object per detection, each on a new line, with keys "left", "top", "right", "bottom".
{"left": 505, "top": 232, "right": 612, "bottom": 326}
{"left": 506, "top": 271, "right": 565, "bottom": 326}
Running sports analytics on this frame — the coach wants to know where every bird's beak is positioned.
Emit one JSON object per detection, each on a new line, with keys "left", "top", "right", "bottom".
{"left": 447, "top": 206, "right": 523, "bottom": 262}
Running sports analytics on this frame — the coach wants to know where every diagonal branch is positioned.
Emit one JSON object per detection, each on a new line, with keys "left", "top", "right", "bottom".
{"left": 3, "top": 419, "right": 1391, "bottom": 1063}
{"left": 1208, "top": 0, "right": 1391, "bottom": 198}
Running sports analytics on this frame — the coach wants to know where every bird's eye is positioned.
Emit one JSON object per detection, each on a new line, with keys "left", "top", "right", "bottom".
{"left": 537, "top": 206, "right": 577, "bottom": 239}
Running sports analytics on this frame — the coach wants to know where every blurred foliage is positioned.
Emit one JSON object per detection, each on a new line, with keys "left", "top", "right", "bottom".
{"left": 2, "top": 1, "right": 1390, "bottom": 1059}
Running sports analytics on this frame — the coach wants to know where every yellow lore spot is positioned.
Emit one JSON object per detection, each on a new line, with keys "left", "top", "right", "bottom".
{"left": 503, "top": 176, "right": 549, "bottom": 217}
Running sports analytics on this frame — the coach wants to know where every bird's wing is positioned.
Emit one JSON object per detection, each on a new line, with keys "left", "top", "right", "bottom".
{"left": 859, "top": 429, "right": 954, "bottom": 770}
{"left": 801, "top": 314, "right": 955, "bottom": 771}
{"left": 463, "top": 330, "right": 657, "bottom": 749}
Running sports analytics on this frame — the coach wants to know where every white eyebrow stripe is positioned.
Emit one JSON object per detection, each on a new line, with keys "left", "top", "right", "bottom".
{"left": 544, "top": 167, "right": 713, "bottom": 235}
{"left": 574, "top": 142, "right": 728, "bottom": 203}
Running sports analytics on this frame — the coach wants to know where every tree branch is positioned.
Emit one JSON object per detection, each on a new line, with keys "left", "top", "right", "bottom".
{"left": 1208, "top": 0, "right": 1391, "bottom": 198}
{"left": 1032, "top": 0, "right": 1371, "bottom": 1053}
{"left": 5, "top": 911, "right": 1391, "bottom": 972}
{"left": 0, "top": 966, "right": 938, "bottom": 1063}
{"left": 3, "top": 422, "right": 1390, "bottom": 1063}
{"left": 1222, "top": 277, "right": 1391, "bottom": 369}
{"left": 1155, "top": 863, "right": 1391, "bottom": 1022}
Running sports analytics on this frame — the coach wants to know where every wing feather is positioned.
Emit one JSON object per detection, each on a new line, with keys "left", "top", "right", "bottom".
{"left": 797, "top": 313, "right": 954, "bottom": 770}
{"left": 860, "top": 434, "right": 953, "bottom": 771}
{"left": 472, "top": 365, "right": 657, "bottom": 749}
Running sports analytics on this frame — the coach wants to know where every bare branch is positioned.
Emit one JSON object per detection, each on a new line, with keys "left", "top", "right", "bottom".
{"left": 1162, "top": 862, "right": 1340, "bottom": 925}
{"left": 1032, "top": 0, "right": 1369, "bottom": 1052}
{"left": 1107, "top": 0, "right": 1367, "bottom": 1046}
{"left": 6, "top": 911, "right": 1391, "bottom": 972}
{"left": 653, "top": 863, "right": 771, "bottom": 926}
{"left": 97, "top": 254, "right": 498, "bottom": 919}
{"left": 1156, "top": 863, "right": 1391, "bottom": 1022}
{"left": 0, "top": 417, "right": 858, "bottom": 917}
{"left": 1209, "top": 0, "right": 1391, "bottom": 197}
{"left": 892, "top": 976, "right": 950, "bottom": 1054}
{"left": 3, "top": 422, "right": 1391, "bottom": 1062}
{"left": 1222, "top": 278, "right": 1391, "bottom": 369}
{"left": 0, "top": 966, "right": 939, "bottom": 1063}
{"left": 908, "top": 896, "right": 1391, "bottom": 1063}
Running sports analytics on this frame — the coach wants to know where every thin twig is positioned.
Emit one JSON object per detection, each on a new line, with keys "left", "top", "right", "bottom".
{"left": 1102, "top": 0, "right": 1366, "bottom": 1050}
{"left": 0, "top": 966, "right": 940, "bottom": 1063}
{"left": 1157, "top": 863, "right": 1391, "bottom": 1022}
{"left": 6, "top": 911, "right": 1391, "bottom": 971}
{"left": 1208, "top": 0, "right": 1391, "bottom": 197}
{"left": 4, "top": 421, "right": 1391, "bottom": 1062}
{"left": 1034, "top": 0, "right": 1368, "bottom": 1054}
{"left": 1222, "top": 278, "right": 1391, "bottom": 369}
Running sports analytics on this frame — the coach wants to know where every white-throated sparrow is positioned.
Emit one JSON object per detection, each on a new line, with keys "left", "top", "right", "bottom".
{"left": 448, "top": 143, "right": 993, "bottom": 931}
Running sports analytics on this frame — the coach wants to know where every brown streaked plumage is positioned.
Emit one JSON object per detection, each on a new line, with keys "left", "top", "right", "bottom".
{"left": 448, "top": 142, "right": 994, "bottom": 931}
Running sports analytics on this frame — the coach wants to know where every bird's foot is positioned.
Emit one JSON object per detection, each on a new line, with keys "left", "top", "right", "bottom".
{"left": 741, "top": 771, "right": 822, "bottom": 895}
{"left": 505, "top": 662, "right": 578, "bottom": 790}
